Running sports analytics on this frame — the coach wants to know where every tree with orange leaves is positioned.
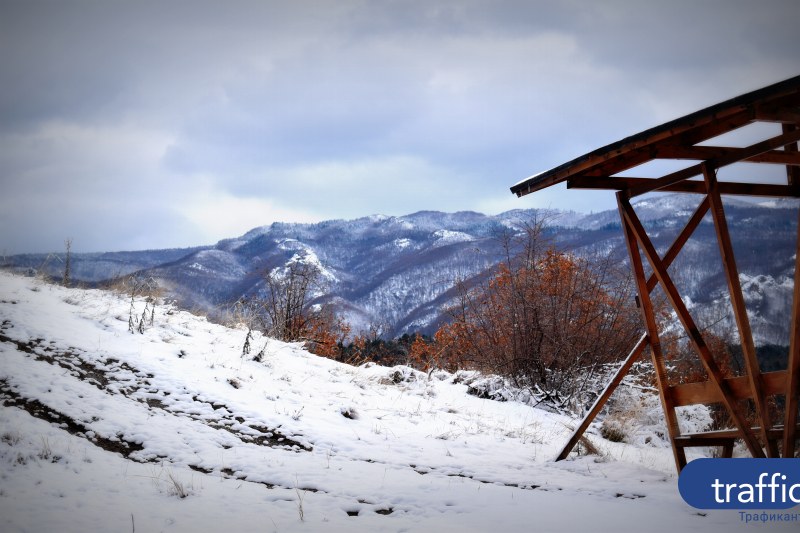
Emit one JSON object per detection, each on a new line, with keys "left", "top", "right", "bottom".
{"left": 433, "top": 219, "right": 641, "bottom": 410}
{"left": 409, "top": 333, "right": 445, "bottom": 372}
{"left": 304, "top": 306, "right": 350, "bottom": 359}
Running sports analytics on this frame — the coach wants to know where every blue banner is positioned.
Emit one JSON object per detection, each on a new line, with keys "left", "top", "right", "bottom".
{"left": 679, "top": 458, "right": 800, "bottom": 509}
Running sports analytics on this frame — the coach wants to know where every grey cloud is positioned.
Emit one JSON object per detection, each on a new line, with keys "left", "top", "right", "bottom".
{"left": 1, "top": 0, "right": 798, "bottom": 253}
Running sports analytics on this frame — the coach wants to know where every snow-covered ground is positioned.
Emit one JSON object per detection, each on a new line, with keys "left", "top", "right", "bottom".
{"left": 0, "top": 271, "right": 793, "bottom": 532}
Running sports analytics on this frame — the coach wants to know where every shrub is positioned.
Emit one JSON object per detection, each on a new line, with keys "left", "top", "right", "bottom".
{"left": 431, "top": 221, "right": 641, "bottom": 412}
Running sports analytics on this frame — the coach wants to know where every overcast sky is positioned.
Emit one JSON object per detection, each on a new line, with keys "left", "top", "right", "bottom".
{"left": 1, "top": 0, "right": 798, "bottom": 253}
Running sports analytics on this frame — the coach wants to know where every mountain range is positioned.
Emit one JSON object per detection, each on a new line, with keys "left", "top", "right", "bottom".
{"left": 4, "top": 194, "right": 798, "bottom": 343}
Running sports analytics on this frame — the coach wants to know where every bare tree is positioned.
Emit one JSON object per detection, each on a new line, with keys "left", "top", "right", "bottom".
{"left": 229, "top": 296, "right": 261, "bottom": 356}
{"left": 120, "top": 275, "right": 161, "bottom": 334}
{"left": 261, "top": 253, "right": 326, "bottom": 342}
{"left": 62, "top": 238, "right": 72, "bottom": 287}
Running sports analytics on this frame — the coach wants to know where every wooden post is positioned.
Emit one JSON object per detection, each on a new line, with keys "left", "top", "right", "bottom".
{"left": 617, "top": 192, "right": 687, "bottom": 471}
{"left": 703, "top": 163, "right": 775, "bottom": 456}
{"left": 784, "top": 204, "right": 800, "bottom": 457}
{"left": 784, "top": 124, "right": 800, "bottom": 186}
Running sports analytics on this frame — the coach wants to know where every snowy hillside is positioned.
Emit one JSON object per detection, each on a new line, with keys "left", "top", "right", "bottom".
{"left": 1, "top": 272, "right": 792, "bottom": 532}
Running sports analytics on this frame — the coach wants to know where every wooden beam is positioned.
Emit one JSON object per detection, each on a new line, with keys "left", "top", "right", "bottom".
{"left": 784, "top": 124, "right": 800, "bottom": 186}
{"left": 670, "top": 370, "right": 789, "bottom": 407}
{"left": 567, "top": 176, "right": 800, "bottom": 197}
{"left": 655, "top": 145, "right": 800, "bottom": 165}
{"left": 618, "top": 197, "right": 766, "bottom": 458}
{"left": 555, "top": 334, "right": 649, "bottom": 462}
{"left": 754, "top": 110, "right": 800, "bottom": 123}
{"left": 722, "top": 441, "right": 735, "bottom": 457}
{"left": 628, "top": 128, "right": 800, "bottom": 197}
{"left": 513, "top": 79, "right": 800, "bottom": 197}
{"left": 751, "top": 90, "right": 800, "bottom": 124}
{"left": 646, "top": 196, "right": 710, "bottom": 293}
{"left": 677, "top": 424, "right": 799, "bottom": 441}
{"left": 674, "top": 425, "right": 800, "bottom": 450}
{"left": 675, "top": 436, "right": 738, "bottom": 448}
{"left": 512, "top": 109, "right": 757, "bottom": 197}
{"left": 555, "top": 198, "right": 706, "bottom": 465}
{"left": 748, "top": 151, "right": 800, "bottom": 165}
{"left": 617, "top": 193, "right": 686, "bottom": 471}
{"left": 568, "top": 176, "right": 703, "bottom": 192}
{"left": 784, "top": 204, "right": 800, "bottom": 457}
{"left": 626, "top": 164, "right": 707, "bottom": 196}
{"left": 703, "top": 163, "right": 775, "bottom": 456}
{"left": 585, "top": 110, "right": 757, "bottom": 181}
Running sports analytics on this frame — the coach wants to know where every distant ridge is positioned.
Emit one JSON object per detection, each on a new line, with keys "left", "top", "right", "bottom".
{"left": 4, "top": 196, "right": 797, "bottom": 342}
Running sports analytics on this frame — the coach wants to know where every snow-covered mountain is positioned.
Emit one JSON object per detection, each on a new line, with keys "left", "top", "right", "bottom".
{"left": 4, "top": 271, "right": 792, "bottom": 532}
{"left": 4, "top": 195, "right": 798, "bottom": 342}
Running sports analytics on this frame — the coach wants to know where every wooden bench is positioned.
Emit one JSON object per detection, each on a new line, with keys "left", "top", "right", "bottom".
{"left": 674, "top": 424, "right": 800, "bottom": 458}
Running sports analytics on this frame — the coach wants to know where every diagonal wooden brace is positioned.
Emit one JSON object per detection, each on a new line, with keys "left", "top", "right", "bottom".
{"left": 619, "top": 197, "right": 765, "bottom": 459}
{"left": 618, "top": 193, "right": 688, "bottom": 470}
{"left": 555, "top": 334, "right": 649, "bottom": 462}
{"left": 703, "top": 163, "right": 775, "bottom": 456}
{"left": 784, "top": 205, "right": 800, "bottom": 457}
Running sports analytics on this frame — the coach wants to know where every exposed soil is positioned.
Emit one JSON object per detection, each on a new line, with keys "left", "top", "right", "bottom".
{"left": 0, "top": 320, "right": 310, "bottom": 453}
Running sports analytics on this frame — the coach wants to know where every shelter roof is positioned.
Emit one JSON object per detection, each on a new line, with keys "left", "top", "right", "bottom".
{"left": 510, "top": 75, "right": 800, "bottom": 199}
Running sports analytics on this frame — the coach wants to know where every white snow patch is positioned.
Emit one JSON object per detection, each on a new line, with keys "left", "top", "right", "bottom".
{"left": 393, "top": 238, "right": 412, "bottom": 250}
{"left": 0, "top": 272, "right": 787, "bottom": 532}
{"left": 432, "top": 229, "right": 474, "bottom": 245}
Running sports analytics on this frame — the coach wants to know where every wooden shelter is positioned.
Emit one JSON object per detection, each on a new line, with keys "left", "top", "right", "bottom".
{"left": 511, "top": 75, "right": 800, "bottom": 471}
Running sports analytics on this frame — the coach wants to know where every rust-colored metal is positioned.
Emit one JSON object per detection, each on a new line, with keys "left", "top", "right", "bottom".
{"left": 517, "top": 76, "right": 800, "bottom": 469}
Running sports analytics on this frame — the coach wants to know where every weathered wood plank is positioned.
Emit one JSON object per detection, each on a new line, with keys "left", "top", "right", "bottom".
{"left": 513, "top": 76, "right": 800, "bottom": 197}
{"left": 583, "top": 110, "right": 756, "bottom": 183}
{"left": 754, "top": 106, "right": 800, "bottom": 124}
{"left": 674, "top": 436, "right": 738, "bottom": 448}
{"left": 511, "top": 108, "right": 756, "bottom": 197}
{"left": 669, "top": 370, "right": 788, "bottom": 407}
